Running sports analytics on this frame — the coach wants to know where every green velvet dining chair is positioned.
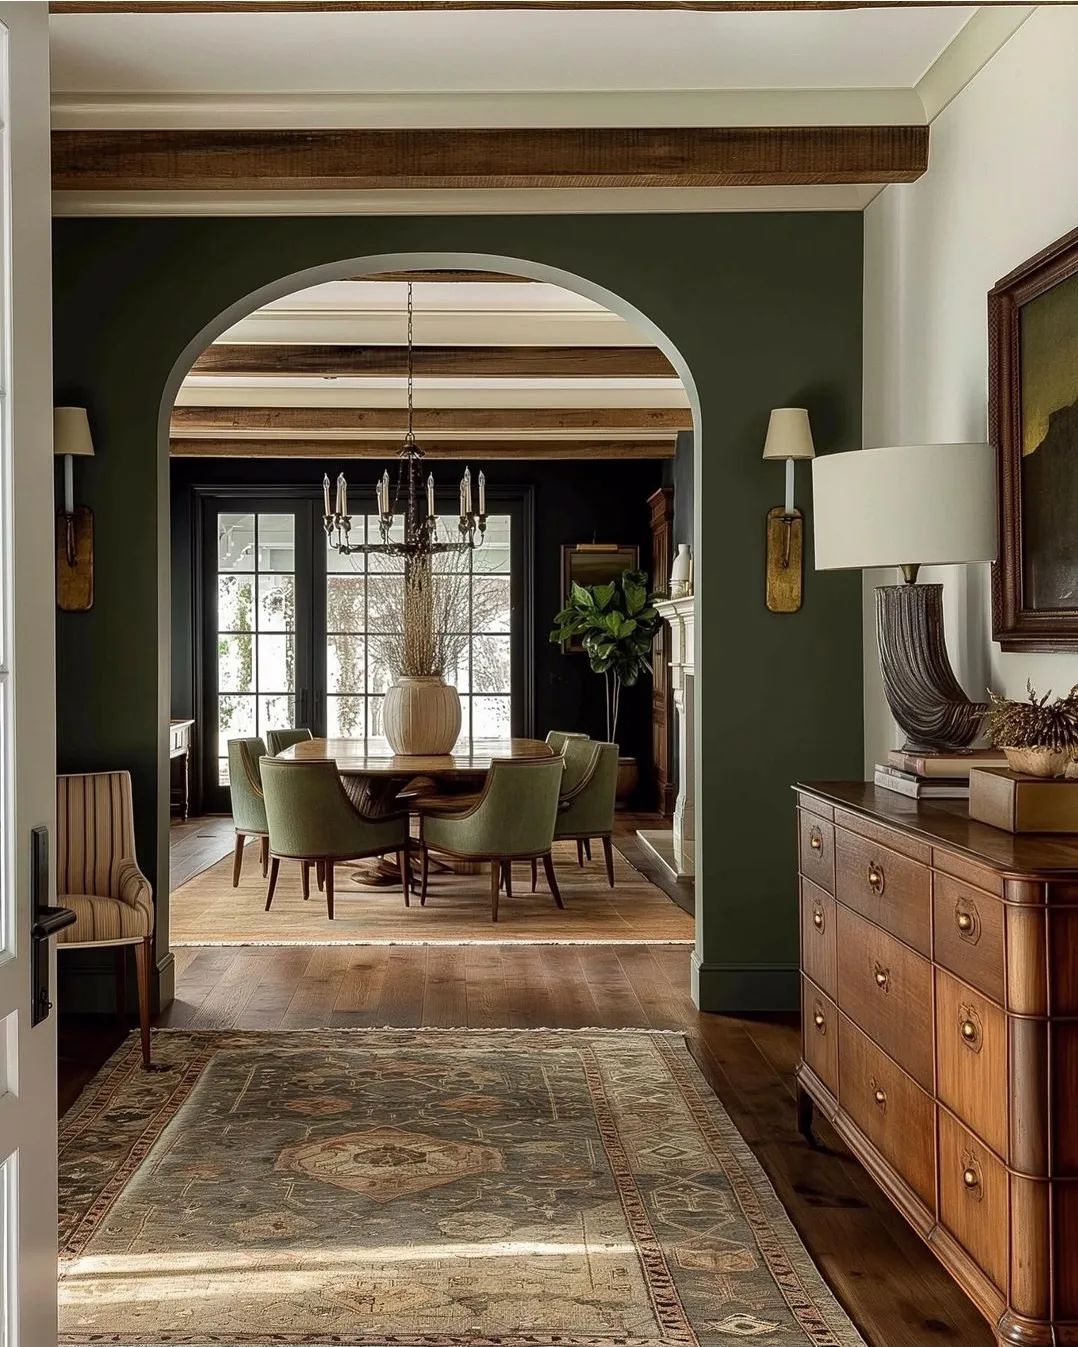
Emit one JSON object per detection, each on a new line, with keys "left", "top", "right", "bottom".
{"left": 228, "top": 736, "right": 270, "bottom": 886}
{"left": 260, "top": 756, "right": 411, "bottom": 919}
{"left": 266, "top": 726, "right": 313, "bottom": 757}
{"left": 417, "top": 756, "right": 565, "bottom": 921}
{"left": 549, "top": 739, "right": 619, "bottom": 887}
{"left": 545, "top": 730, "right": 588, "bottom": 755}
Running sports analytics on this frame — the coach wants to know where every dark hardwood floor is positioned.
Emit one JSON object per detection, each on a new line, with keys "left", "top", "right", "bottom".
{"left": 55, "top": 817, "right": 993, "bottom": 1347}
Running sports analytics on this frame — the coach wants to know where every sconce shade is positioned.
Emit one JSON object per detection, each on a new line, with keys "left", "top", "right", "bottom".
{"left": 761, "top": 408, "right": 814, "bottom": 461}
{"left": 54, "top": 407, "right": 94, "bottom": 458}
{"left": 812, "top": 442, "right": 996, "bottom": 571}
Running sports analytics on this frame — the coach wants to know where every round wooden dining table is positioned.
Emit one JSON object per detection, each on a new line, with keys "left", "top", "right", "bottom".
{"left": 277, "top": 736, "right": 555, "bottom": 885}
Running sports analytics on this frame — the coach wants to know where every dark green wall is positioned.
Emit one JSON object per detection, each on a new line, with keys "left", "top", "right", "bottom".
{"left": 52, "top": 212, "right": 864, "bottom": 1012}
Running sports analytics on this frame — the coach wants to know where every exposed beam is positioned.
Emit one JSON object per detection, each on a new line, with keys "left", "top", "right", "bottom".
{"left": 51, "top": 125, "right": 928, "bottom": 192}
{"left": 191, "top": 344, "right": 678, "bottom": 378}
{"left": 171, "top": 405, "right": 692, "bottom": 433}
{"left": 170, "top": 437, "right": 676, "bottom": 460}
{"left": 48, "top": 2, "right": 979, "bottom": 12}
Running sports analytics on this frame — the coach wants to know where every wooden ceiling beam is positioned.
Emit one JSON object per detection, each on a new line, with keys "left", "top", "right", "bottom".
{"left": 171, "top": 405, "right": 691, "bottom": 433}
{"left": 52, "top": 125, "right": 928, "bottom": 192}
{"left": 49, "top": 3, "right": 969, "bottom": 13}
{"left": 170, "top": 437, "right": 676, "bottom": 459}
{"left": 190, "top": 344, "right": 678, "bottom": 378}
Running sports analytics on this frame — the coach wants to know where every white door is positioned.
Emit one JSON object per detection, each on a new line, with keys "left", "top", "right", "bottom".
{"left": 0, "top": 4, "right": 61, "bottom": 1344}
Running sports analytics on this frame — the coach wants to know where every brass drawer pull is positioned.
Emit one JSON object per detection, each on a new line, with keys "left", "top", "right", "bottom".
{"left": 954, "top": 900, "right": 980, "bottom": 943}
{"left": 812, "top": 902, "right": 825, "bottom": 932}
{"left": 812, "top": 1004, "right": 826, "bottom": 1033}
{"left": 958, "top": 1004, "right": 983, "bottom": 1052}
{"left": 873, "top": 962, "right": 890, "bottom": 991}
{"left": 871, "top": 1078, "right": 887, "bottom": 1111}
{"left": 961, "top": 1151, "right": 983, "bottom": 1200}
{"left": 962, "top": 1167, "right": 980, "bottom": 1190}
{"left": 867, "top": 862, "right": 885, "bottom": 895}
{"left": 809, "top": 827, "right": 824, "bottom": 853}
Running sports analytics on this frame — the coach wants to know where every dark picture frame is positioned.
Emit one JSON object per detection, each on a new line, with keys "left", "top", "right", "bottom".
{"left": 559, "top": 543, "right": 640, "bottom": 652}
{"left": 990, "top": 224, "right": 1078, "bottom": 650}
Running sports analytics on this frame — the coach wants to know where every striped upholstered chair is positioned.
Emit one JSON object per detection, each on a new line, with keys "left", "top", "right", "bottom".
{"left": 56, "top": 771, "right": 155, "bottom": 1067}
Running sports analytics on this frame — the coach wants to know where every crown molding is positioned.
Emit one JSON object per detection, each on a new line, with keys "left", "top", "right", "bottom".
{"left": 50, "top": 86, "right": 927, "bottom": 131}
{"left": 915, "top": 3, "right": 1034, "bottom": 123}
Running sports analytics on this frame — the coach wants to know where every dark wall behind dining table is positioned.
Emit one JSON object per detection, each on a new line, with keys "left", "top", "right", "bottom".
{"left": 169, "top": 455, "right": 665, "bottom": 812}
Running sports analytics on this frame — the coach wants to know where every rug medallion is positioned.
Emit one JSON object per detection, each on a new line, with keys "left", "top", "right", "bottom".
{"left": 58, "top": 1029, "right": 865, "bottom": 1346}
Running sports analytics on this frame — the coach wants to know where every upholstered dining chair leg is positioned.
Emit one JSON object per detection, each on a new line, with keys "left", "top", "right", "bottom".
{"left": 542, "top": 853, "right": 565, "bottom": 909}
{"left": 503, "top": 861, "right": 513, "bottom": 899}
{"left": 398, "top": 849, "right": 410, "bottom": 906}
{"left": 601, "top": 836, "right": 615, "bottom": 888}
{"left": 232, "top": 832, "right": 245, "bottom": 887}
{"left": 584, "top": 839, "right": 592, "bottom": 861}
{"left": 134, "top": 937, "right": 153, "bottom": 1069}
{"left": 576, "top": 840, "right": 585, "bottom": 867}
{"left": 316, "top": 860, "right": 325, "bottom": 891}
{"left": 301, "top": 862, "right": 311, "bottom": 901}
{"left": 420, "top": 846, "right": 430, "bottom": 906}
{"left": 264, "top": 856, "right": 280, "bottom": 911}
{"left": 490, "top": 860, "right": 500, "bottom": 923}
{"left": 325, "top": 863, "right": 335, "bottom": 920}
{"left": 531, "top": 858, "right": 538, "bottom": 892}
{"left": 260, "top": 835, "right": 270, "bottom": 877}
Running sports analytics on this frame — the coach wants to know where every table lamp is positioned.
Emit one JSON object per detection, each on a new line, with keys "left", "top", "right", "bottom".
{"left": 54, "top": 406, "right": 95, "bottom": 611}
{"left": 762, "top": 408, "right": 815, "bottom": 613}
{"left": 811, "top": 442, "right": 996, "bottom": 752}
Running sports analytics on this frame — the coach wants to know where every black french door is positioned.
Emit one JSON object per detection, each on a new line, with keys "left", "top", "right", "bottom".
{"left": 197, "top": 486, "right": 532, "bottom": 814}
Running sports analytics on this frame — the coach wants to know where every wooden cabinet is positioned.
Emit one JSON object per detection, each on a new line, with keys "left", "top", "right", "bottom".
{"left": 796, "top": 782, "right": 1078, "bottom": 1347}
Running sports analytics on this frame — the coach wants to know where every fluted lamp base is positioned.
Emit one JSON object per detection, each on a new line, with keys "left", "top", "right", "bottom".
{"left": 875, "top": 581, "right": 987, "bottom": 753}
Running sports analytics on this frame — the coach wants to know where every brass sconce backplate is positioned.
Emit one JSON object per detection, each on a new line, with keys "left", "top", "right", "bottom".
{"left": 56, "top": 507, "right": 94, "bottom": 612}
{"left": 765, "top": 506, "right": 803, "bottom": 614}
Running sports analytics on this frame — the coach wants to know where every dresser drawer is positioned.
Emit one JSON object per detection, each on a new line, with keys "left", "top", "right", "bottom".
{"left": 800, "top": 880, "right": 837, "bottom": 998}
{"left": 799, "top": 812, "right": 835, "bottom": 894}
{"left": 936, "top": 968, "right": 1008, "bottom": 1160}
{"left": 836, "top": 906, "right": 934, "bottom": 1090}
{"left": 938, "top": 1109, "right": 1009, "bottom": 1293}
{"left": 933, "top": 872, "right": 1005, "bottom": 1005}
{"left": 801, "top": 978, "right": 837, "bottom": 1095}
{"left": 839, "top": 1015, "right": 936, "bottom": 1209}
{"left": 835, "top": 827, "right": 931, "bottom": 956}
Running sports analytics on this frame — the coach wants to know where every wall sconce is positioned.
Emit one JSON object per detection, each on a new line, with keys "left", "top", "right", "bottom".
{"left": 762, "top": 407, "right": 814, "bottom": 613}
{"left": 54, "top": 406, "right": 95, "bottom": 612}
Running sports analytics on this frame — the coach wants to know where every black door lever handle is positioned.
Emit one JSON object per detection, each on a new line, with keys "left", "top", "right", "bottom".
{"left": 32, "top": 905, "right": 76, "bottom": 940}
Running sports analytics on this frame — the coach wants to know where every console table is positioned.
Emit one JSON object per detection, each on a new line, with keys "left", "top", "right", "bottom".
{"left": 795, "top": 781, "right": 1078, "bottom": 1347}
{"left": 169, "top": 718, "right": 194, "bottom": 821}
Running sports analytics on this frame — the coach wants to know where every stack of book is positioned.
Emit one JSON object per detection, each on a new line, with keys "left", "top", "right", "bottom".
{"left": 873, "top": 748, "right": 1009, "bottom": 800}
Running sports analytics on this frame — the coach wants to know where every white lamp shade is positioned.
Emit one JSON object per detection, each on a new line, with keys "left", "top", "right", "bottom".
{"left": 812, "top": 442, "right": 996, "bottom": 571}
{"left": 762, "top": 408, "right": 814, "bottom": 461}
{"left": 54, "top": 407, "right": 94, "bottom": 458}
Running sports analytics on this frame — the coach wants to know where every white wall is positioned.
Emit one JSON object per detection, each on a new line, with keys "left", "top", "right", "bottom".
{"left": 862, "top": 5, "right": 1078, "bottom": 772}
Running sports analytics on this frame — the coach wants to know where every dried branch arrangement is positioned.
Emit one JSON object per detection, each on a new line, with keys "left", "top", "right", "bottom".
{"left": 984, "top": 681, "right": 1078, "bottom": 752}
{"left": 368, "top": 553, "right": 471, "bottom": 679}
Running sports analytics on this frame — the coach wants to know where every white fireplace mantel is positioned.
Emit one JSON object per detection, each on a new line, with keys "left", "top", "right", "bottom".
{"left": 638, "top": 594, "right": 695, "bottom": 882}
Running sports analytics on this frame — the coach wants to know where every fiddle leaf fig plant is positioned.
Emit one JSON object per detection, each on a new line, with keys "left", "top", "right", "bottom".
{"left": 550, "top": 568, "right": 664, "bottom": 743}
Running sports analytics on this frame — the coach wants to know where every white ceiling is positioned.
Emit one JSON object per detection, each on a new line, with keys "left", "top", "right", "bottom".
{"left": 50, "top": 9, "right": 975, "bottom": 96}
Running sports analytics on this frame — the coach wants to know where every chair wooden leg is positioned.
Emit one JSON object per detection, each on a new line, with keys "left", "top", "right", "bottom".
{"left": 232, "top": 832, "right": 245, "bottom": 887}
{"left": 420, "top": 845, "right": 430, "bottom": 906}
{"left": 543, "top": 853, "right": 564, "bottom": 909}
{"left": 398, "top": 848, "right": 409, "bottom": 906}
{"left": 301, "top": 861, "right": 311, "bottom": 901}
{"left": 576, "top": 839, "right": 585, "bottom": 867}
{"left": 114, "top": 945, "right": 128, "bottom": 1019}
{"left": 134, "top": 937, "right": 153, "bottom": 1069}
{"left": 584, "top": 838, "right": 592, "bottom": 861}
{"left": 326, "top": 863, "right": 335, "bottom": 920}
{"left": 260, "top": 835, "right": 269, "bottom": 878}
{"left": 316, "top": 860, "right": 325, "bottom": 892}
{"left": 602, "top": 835, "right": 615, "bottom": 888}
{"left": 531, "top": 858, "right": 538, "bottom": 893}
{"left": 503, "top": 861, "right": 513, "bottom": 899}
{"left": 490, "top": 860, "right": 500, "bottom": 923}
{"left": 264, "top": 856, "right": 280, "bottom": 910}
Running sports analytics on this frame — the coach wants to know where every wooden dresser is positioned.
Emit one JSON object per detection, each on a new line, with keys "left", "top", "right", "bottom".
{"left": 795, "top": 782, "right": 1078, "bottom": 1347}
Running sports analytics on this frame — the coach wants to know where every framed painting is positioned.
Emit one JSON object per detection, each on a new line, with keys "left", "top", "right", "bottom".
{"left": 560, "top": 543, "right": 640, "bottom": 652}
{"left": 990, "top": 224, "right": 1078, "bottom": 649}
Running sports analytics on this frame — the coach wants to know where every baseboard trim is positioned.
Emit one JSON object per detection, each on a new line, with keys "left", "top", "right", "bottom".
{"left": 691, "top": 954, "right": 799, "bottom": 1014}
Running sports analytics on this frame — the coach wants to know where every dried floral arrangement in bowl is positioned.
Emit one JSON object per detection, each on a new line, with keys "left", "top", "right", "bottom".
{"left": 984, "top": 682, "right": 1078, "bottom": 778}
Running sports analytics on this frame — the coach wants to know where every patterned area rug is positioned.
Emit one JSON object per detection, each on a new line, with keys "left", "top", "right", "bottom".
{"left": 170, "top": 840, "right": 693, "bottom": 946}
{"left": 59, "top": 1029, "right": 865, "bottom": 1346}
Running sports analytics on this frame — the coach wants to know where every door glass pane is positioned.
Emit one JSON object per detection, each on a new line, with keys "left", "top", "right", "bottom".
{"left": 325, "top": 512, "right": 512, "bottom": 749}
{"left": 216, "top": 510, "right": 298, "bottom": 780}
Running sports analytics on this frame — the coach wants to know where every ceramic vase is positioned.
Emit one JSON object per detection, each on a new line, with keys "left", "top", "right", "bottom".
{"left": 383, "top": 675, "right": 462, "bottom": 755}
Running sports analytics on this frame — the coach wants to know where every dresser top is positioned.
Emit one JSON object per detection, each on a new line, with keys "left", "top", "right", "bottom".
{"left": 798, "top": 780, "right": 1078, "bottom": 879}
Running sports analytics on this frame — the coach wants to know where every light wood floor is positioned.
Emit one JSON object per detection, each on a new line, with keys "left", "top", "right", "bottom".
{"left": 55, "top": 819, "right": 993, "bottom": 1347}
